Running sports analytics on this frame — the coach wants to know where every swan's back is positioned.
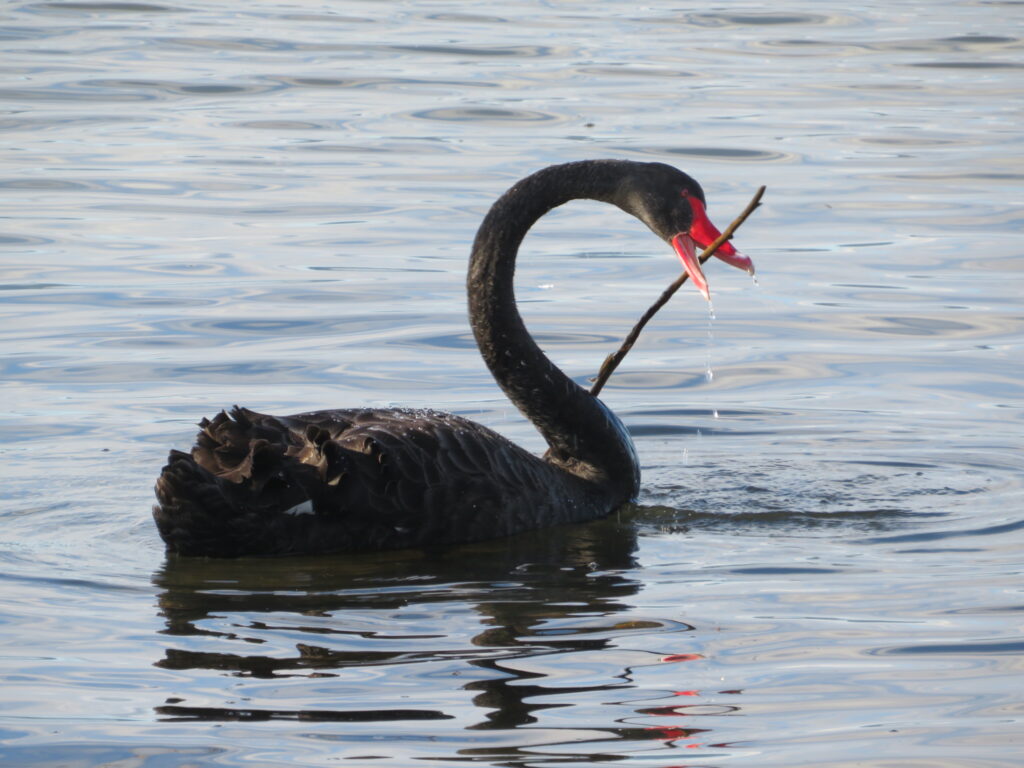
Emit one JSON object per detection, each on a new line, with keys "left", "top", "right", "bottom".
{"left": 154, "top": 406, "right": 607, "bottom": 557}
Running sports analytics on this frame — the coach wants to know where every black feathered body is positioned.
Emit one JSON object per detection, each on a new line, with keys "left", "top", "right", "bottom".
{"left": 154, "top": 406, "right": 618, "bottom": 557}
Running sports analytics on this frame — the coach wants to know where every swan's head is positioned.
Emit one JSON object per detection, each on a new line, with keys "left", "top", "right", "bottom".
{"left": 624, "top": 162, "right": 754, "bottom": 302}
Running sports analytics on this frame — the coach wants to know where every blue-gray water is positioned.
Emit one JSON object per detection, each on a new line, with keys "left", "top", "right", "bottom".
{"left": 1, "top": 2, "right": 1022, "bottom": 766}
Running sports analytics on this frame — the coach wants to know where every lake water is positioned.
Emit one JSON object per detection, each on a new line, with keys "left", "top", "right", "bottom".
{"left": 1, "top": 1, "right": 1022, "bottom": 765}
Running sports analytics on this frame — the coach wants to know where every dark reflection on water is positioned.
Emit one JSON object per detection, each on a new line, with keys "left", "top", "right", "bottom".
{"left": 153, "top": 518, "right": 646, "bottom": 731}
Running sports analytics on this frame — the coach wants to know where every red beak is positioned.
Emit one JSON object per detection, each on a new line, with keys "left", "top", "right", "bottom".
{"left": 672, "top": 196, "right": 755, "bottom": 302}
{"left": 671, "top": 233, "right": 709, "bottom": 301}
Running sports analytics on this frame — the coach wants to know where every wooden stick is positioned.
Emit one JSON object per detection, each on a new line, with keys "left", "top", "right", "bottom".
{"left": 589, "top": 185, "right": 766, "bottom": 397}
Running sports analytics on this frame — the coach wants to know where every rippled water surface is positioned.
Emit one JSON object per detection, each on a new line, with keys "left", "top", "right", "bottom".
{"left": 2, "top": 1, "right": 1022, "bottom": 766}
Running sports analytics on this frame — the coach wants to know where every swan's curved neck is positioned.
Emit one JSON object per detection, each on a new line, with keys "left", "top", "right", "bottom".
{"left": 467, "top": 160, "right": 641, "bottom": 498}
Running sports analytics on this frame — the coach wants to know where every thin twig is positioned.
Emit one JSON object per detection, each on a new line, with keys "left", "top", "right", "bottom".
{"left": 589, "top": 185, "right": 766, "bottom": 397}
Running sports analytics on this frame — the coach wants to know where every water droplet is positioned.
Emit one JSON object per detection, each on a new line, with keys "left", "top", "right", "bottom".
{"left": 751, "top": 274, "right": 760, "bottom": 288}
{"left": 704, "top": 302, "right": 715, "bottom": 382}
{"left": 713, "top": 409, "right": 719, "bottom": 419}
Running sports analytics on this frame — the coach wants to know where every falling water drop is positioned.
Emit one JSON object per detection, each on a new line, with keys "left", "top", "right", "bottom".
{"left": 704, "top": 301, "right": 715, "bottom": 382}
{"left": 713, "top": 409, "right": 719, "bottom": 419}
{"left": 751, "top": 274, "right": 760, "bottom": 288}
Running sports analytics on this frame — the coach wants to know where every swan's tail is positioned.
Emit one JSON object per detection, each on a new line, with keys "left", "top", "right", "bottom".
{"left": 153, "top": 407, "right": 351, "bottom": 557}
{"left": 154, "top": 448, "right": 252, "bottom": 557}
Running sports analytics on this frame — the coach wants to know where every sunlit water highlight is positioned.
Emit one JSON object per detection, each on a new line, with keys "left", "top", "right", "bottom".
{"left": 1, "top": 2, "right": 1022, "bottom": 767}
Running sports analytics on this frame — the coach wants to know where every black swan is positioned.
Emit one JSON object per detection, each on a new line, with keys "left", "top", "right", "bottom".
{"left": 153, "top": 159, "right": 753, "bottom": 557}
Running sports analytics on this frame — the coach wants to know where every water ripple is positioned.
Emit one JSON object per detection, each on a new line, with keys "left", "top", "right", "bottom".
{"left": 615, "top": 145, "right": 797, "bottom": 163}
{"left": 657, "top": 11, "right": 848, "bottom": 28}
{"left": 410, "top": 107, "right": 562, "bottom": 124}
{"left": 30, "top": 2, "right": 179, "bottom": 13}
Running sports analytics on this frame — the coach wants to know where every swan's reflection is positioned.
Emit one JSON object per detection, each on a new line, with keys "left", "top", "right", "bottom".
{"left": 153, "top": 511, "right": 718, "bottom": 754}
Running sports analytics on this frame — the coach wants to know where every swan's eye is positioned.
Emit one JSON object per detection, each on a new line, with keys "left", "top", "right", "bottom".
{"left": 680, "top": 189, "right": 690, "bottom": 199}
